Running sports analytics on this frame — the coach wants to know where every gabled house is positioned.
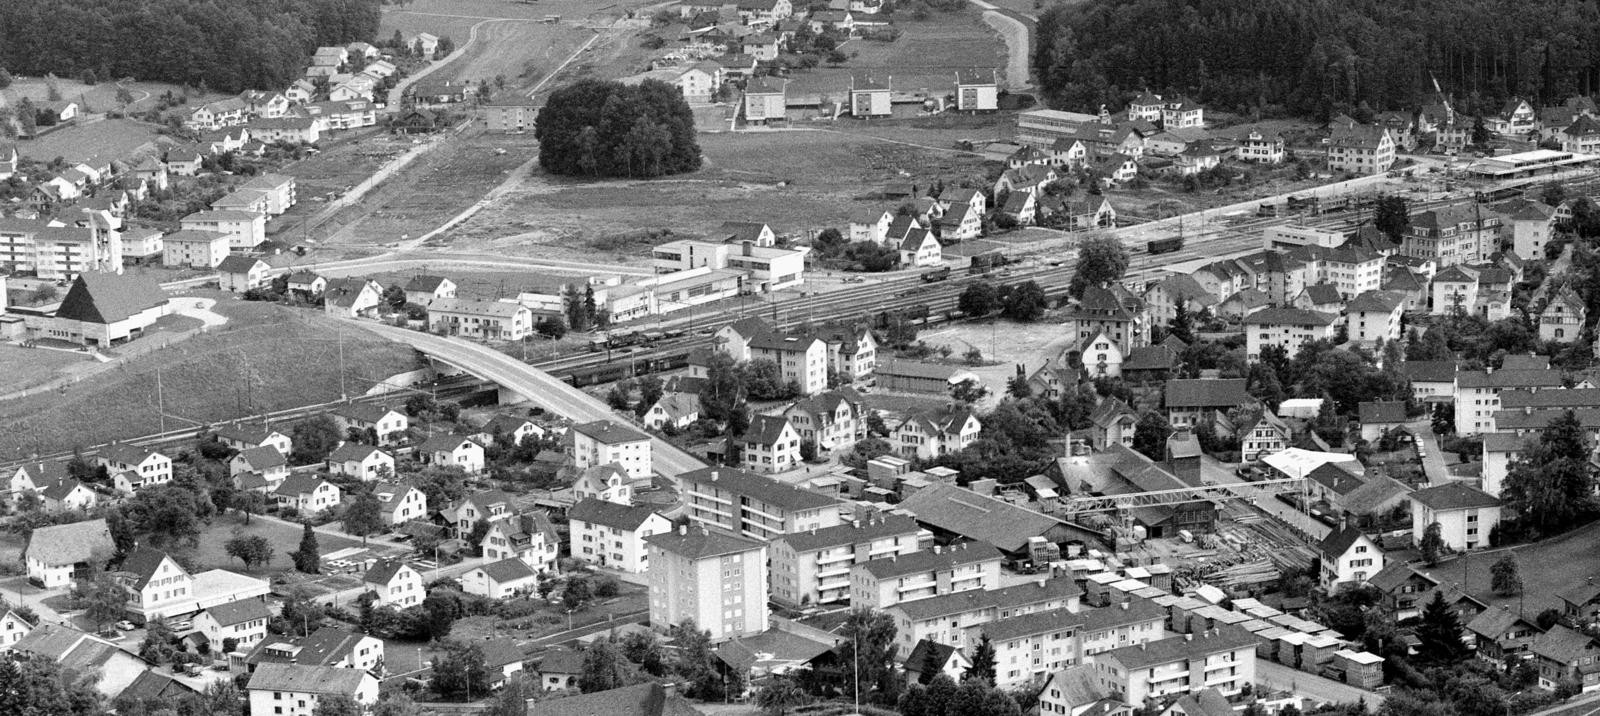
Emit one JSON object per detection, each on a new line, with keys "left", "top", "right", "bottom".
{"left": 1239, "top": 410, "right": 1291, "bottom": 460}
{"left": 1467, "top": 606, "right": 1542, "bottom": 668}
{"left": 479, "top": 414, "right": 545, "bottom": 447}
{"left": 782, "top": 388, "right": 865, "bottom": 452}
{"left": 571, "top": 464, "right": 633, "bottom": 505}
{"left": 461, "top": 558, "right": 540, "bottom": 599}
{"left": 1411, "top": 482, "right": 1501, "bottom": 551}
{"left": 324, "top": 443, "right": 396, "bottom": 480}
{"left": 1532, "top": 624, "right": 1600, "bottom": 692}
{"left": 1539, "top": 286, "right": 1586, "bottom": 343}
{"left": 373, "top": 481, "right": 428, "bottom": 526}
{"left": 419, "top": 434, "right": 486, "bottom": 474}
{"left": 329, "top": 403, "right": 410, "bottom": 444}
{"left": 274, "top": 474, "right": 342, "bottom": 515}
{"left": 41, "top": 480, "right": 98, "bottom": 513}
{"left": 229, "top": 445, "right": 290, "bottom": 485}
{"left": 1357, "top": 401, "right": 1409, "bottom": 442}
{"left": 363, "top": 559, "right": 424, "bottom": 609}
{"left": 246, "top": 664, "right": 379, "bottom": 714}
{"left": 482, "top": 512, "right": 560, "bottom": 573}
{"left": 892, "top": 407, "right": 982, "bottom": 460}
{"left": 322, "top": 277, "right": 385, "bottom": 318}
{"left": 1165, "top": 379, "right": 1251, "bottom": 430}
{"left": 741, "top": 414, "right": 803, "bottom": 473}
{"left": 114, "top": 547, "right": 196, "bottom": 622}
{"left": 567, "top": 498, "right": 673, "bottom": 573}
{"left": 98, "top": 443, "right": 172, "bottom": 495}
{"left": 213, "top": 424, "right": 292, "bottom": 456}
{"left": 1089, "top": 398, "right": 1138, "bottom": 451}
{"left": 1064, "top": 328, "right": 1123, "bottom": 378}
{"left": 1346, "top": 290, "right": 1406, "bottom": 345}
{"left": 26, "top": 518, "right": 115, "bottom": 588}
{"left": 1318, "top": 526, "right": 1384, "bottom": 592}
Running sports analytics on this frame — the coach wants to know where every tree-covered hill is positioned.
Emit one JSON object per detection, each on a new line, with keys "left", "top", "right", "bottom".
{"left": 1034, "top": 0, "right": 1600, "bottom": 119}
{"left": 0, "top": 0, "right": 380, "bottom": 93}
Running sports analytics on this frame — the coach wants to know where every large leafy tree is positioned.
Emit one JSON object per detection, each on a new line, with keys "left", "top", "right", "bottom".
{"left": 433, "top": 642, "right": 491, "bottom": 700}
{"left": 537, "top": 79, "right": 702, "bottom": 178}
{"left": 1067, "top": 234, "right": 1128, "bottom": 299}
{"left": 1503, "top": 410, "right": 1598, "bottom": 533}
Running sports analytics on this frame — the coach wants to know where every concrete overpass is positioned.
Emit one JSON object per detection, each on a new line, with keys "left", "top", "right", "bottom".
{"left": 350, "top": 322, "right": 708, "bottom": 477}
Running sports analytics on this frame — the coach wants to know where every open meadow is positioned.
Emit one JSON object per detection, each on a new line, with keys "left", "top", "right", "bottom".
{"left": 443, "top": 129, "right": 999, "bottom": 262}
{"left": 10, "top": 118, "right": 175, "bottom": 164}
{"left": 1, "top": 76, "right": 228, "bottom": 117}
{"left": 782, "top": 11, "right": 1005, "bottom": 100}
{"left": 0, "top": 300, "right": 422, "bottom": 456}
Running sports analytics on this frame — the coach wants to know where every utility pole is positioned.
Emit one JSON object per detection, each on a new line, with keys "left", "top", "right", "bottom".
{"left": 156, "top": 367, "right": 166, "bottom": 435}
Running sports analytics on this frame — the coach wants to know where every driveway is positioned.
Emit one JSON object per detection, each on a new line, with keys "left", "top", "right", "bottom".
{"left": 1409, "top": 419, "right": 1451, "bottom": 485}
{"left": 169, "top": 297, "right": 229, "bottom": 328}
{"left": 1257, "top": 661, "right": 1384, "bottom": 711}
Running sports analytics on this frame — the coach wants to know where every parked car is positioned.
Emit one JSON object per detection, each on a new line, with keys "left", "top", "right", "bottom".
{"left": 116, "top": 620, "right": 135, "bottom": 631}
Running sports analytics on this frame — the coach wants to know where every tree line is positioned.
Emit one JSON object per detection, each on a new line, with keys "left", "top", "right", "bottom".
{"left": 0, "top": 0, "right": 381, "bottom": 93}
{"left": 1034, "top": 0, "right": 1600, "bottom": 120}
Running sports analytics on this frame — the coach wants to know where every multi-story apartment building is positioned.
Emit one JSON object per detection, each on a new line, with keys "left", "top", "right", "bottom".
{"left": 1091, "top": 626, "right": 1258, "bottom": 707}
{"left": 0, "top": 215, "right": 123, "bottom": 279}
{"left": 748, "top": 332, "right": 830, "bottom": 396}
{"left": 1453, "top": 367, "right": 1563, "bottom": 434}
{"left": 1243, "top": 307, "right": 1337, "bottom": 362}
{"left": 652, "top": 238, "right": 805, "bottom": 293}
{"left": 645, "top": 525, "right": 769, "bottom": 641}
{"left": 982, "top": 598, "right": 1168, "bottom": 689}
{"left": 570, "top": 420, "right": 652, "bottom": 479}
{"left": 1404, "top": 204, "right": 1501, "bottom": 267}
{"left": 1346, "top": 290, "right": 1406, "bottom": 345}
{"left": 179, "top": 209, "right": 265, "bottom": 249}
{"left": 769, "top": 515, "right": 924, "bottom": 606}
{"left": 1285, "top": 244, "right": 1385, "bottom": 299}
{"left": 1325, "top": 122, "right": 1395, "bottom": 175}
{"left": 848, "top": 541, "right": 1003, "bottom": 609}
{"left": 679, "top": 467, "right": 842, "bottom": 541}
{"left": 886, "top": 578, "right": 1083, "bottom": 654}
{"left": 567, "top": 499, "right": 672, "bottom": 574}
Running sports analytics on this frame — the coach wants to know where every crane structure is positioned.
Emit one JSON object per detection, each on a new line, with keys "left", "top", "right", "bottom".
{"left": 1057, "top": 477, "right": 1308, "bottom": 514}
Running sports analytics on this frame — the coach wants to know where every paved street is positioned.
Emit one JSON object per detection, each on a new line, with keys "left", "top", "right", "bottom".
{"left": 1410, "top": 419, "right": 1451, "bottom": 486}
{"left": 1257, "top": 661, "right": 1384, "bottom": 711}
{"left": 350, "top": 321, "right": 708, "bottom": 478}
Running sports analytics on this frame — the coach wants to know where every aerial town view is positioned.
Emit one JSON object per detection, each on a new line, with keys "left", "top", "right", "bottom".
{"left": 10, "top": 0, "right": 1600, "bottom": 715}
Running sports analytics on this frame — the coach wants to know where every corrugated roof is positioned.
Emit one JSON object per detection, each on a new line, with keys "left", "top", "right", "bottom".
{"left": 895, "top": 483, "right": 1098, "bottom": 552}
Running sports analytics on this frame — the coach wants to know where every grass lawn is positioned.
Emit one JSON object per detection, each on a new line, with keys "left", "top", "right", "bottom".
{"left": 12, "top": 118, "right": 174, "bottom": 165}
{"left": 781, "top": 11, "right": 1004, "bottom": 98}
{"left": 1441, "top": 520, "right": 1600, "bottom": 617}
{"left": 0, "top": 302, "right": 423, "bottom": 455}
{"left": 911, "top": 317, "right": 1071, "bottom": 410}
{"left": 193, "top": 515, "right": 371, "bottom": 575}
{"left": 0, "top": 345, "right": 91, "bottom": 396}
{"left": 450, "top": 129, "right": 995, "bottom": 262}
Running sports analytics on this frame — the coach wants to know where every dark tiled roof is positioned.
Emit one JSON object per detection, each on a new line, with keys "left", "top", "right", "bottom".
{"left": 895, "top": 483, "right": 1098, "bottom": 552}
{"left": 25, "top": 519, "right": 114, "bottom": 565}
{"left": 775, "top": 514, "right": 922, "bottom": 552}
{"left": 856, "top": 541, "right": 1002, "bottom": 579}
{"left": 1098, "top": 624, "right": 1257, "bottom": 669}
{"left": 891, "top": 577, "right": 1082, "bottom": 621}
{"left": 680, "top": 467, "right": 840, "bottom": 511}
{"left": 568, "top": 498, "right": 663, "bottom": 531}
{"left": 1316, "top": 526, "right": 1373, "bottom": 561}
{"left": 1400, "top": 360, "right": 1456, "bottom": 383}
{"left": 206, "top": 598, "right": 272, "bottom": 627}
{"left": 1358, "top": 401, "right": 1408, "bottom": 424}
{"left": 55, "top": 271, "right": 168, "bottom": 324}
{"left": 1164, "top": 379, "right": 1250, "bottom": 409}
{"left": 532, "top": 682, "right": 702, "bottom": 716}
{"left": 644, "top": 526, "right": 765, "bottom": 559}
{"left": 573, "top": 420, "right": 650, "bottom": 444}
{"left": 1412, "top": 482, "right": 1501, "bottom": 511}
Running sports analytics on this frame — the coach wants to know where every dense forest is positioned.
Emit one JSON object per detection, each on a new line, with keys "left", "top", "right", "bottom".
{"left": 1034, "top": 0, "right": 1600, "bottom": 119}
{"left": 536, "top": 79, "right": 703, "bottom": 179}
{"left": 0, "top": 0, "right": 381, "bottom": 93}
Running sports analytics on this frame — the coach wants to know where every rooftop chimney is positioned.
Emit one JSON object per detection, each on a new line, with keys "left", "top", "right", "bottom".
{"left": 678, "top": 524, "right": 688, "bottom": 535}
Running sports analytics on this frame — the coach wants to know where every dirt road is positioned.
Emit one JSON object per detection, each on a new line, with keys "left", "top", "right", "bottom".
{"left": 969, "top": 0, "right": 1032, "bottom": 89}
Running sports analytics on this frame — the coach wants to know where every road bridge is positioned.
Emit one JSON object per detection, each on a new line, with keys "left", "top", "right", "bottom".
{"left": 351, "top": 322, "right": 708, "bottom": 478}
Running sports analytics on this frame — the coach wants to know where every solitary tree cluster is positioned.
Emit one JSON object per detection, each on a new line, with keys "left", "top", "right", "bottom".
{"left": 537, "top": 79, "right": 702, "bottom": 178}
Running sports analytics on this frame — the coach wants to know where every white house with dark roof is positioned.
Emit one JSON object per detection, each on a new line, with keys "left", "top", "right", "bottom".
{"left": 41, "top": 480, "right": 98, "bottom": 512}
{"left": 194, "top": 595, "right": 271, "bottom": 650}
{"left": 1318, "top": 525, "right": 1384, "bottom": 592}
{"left": 571, "top": 420, "right": 652, "bottom": 478}
{"left": 741, "top": 414, "right": 803, "bottom": 473}
{"left": 1093, "top": 626, "right": 1257, "bottom": 706}
{"left": 329, "top": 403, "right": 409, "bottom": 444}
{"left": 12, "top": 623, "right": 149, "bottom": 698}
{"left": 180, "top": 209, "right": 265, "bottom": 249}
{"left": 273, "top": 474, "right": 342, "bottom": 515}
{"left": 782, "top": 388, "right": 866, "bottom": 453}
{"left": 372, "top": 481, "right": 427, "bottom": 525}
{"left": 23, "top": 271, "right": 169, "bottom": 347}
{"left": 230, "top": 445, "right": 289, "bottom": 482}
{"left": 216, "top": 255, "right": 274, "bottom": 294}
{"left": 482, "top": 512, "right": 561, "bottom": 573}
{"left": 568, "top": 498, "right": 672, "bottom": 573}
{"left": 26, "top": 518, "right": 115, "bottom": 588}
{"left": 214, "top": 424, "right": 292, "bottom": 456}
{"left": 363, "top": 559, "right": 424, "bottom": 608}
{"left": 1346, "top": 290, "right": 1406, "bottom": 345}
{"left": 1358, "top": 401, "right": 1409, "bottom": 442}
{"left": 1325, "top": 121, "right": 1395, "bottom": 175}
{"left": 1540, "top": 286, "right": 1586, "bottom": 343}
{"left": 1411, "top": 482, "right": 1502, "bottom": 551}
{"left": 572, "top": 464, "right": 633, "bottom": 505}
{"left": 0, "top": 608, "right": 33, "bottom": 650}
{"left": 247, "top": 663, "right": 379, "bottom": 716}
{"left": 324, "top": 443, "right": 396, "bottom": 480}
{"left": 892, "top": 406, "right": 981, "bottom": 460}
{"left": 114, "top": 547, "right": 194, "bottom": 622}
{"left": 1243, "top": 307, "right": 1338, "bottom": 362}
{"left": 955, "top": 68, "right": 998, "bottom": 111}
{"left": 98, "top": 443, "right": 171, "bottom": 495}
{"left": 461, "top": 558, "right": 540, "bottom": 599}
{"left": 1454, "top": 365, "right": 1563, "bottom": 435}
{"left": 644, "top": 392, "right": 701, "bottom": 430}
{"left": 479, "top": 413, "right": 545, "bottom": 447}
{"left": 419, "top": 434, "right": 486, "bottom": 474}
{"left": 428, "top": 297, "right": 534, "bottom": 340}
{"left": 244, "top": 625, "right": 383, "bottom": 672}
{"left": 322, "top": 277, "right": 385, "bottom": 318}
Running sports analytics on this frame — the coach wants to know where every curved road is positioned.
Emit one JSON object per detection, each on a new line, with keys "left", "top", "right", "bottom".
{"left": 350, "top": 321, "right": 707, "bottom": 478}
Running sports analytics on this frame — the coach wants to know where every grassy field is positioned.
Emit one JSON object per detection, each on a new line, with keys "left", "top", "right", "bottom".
{"left": 438, "top": 22, "right": 595, "bottom": 92}
{"left": 1442, "top": 520, "right": 1600, "bottom": 617}
{"left": 916, "top": 317, "right": 1072, "bottom": 410}
{"left": 0, "top": 346, "right": 90, "bottom": 396}
{"left": 782, "top": 11, "right": 1004, "bottom": 99}
{"left": 448, "top": 129, "right": 997, "bottom": 262}
{"left": 2, "top": 77, "right": 227, "bottom": 116}
{"left": 0, "top": 302, "right": 423, "bottom": 456}
{"left": 13, "top": 118, "right": 175, "bottom": 164}
{"left": 193, "top": 515, "right": 369, "bottom": 576}
{"left": 323, "top": 130, "right": 539, "bottom": 248}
